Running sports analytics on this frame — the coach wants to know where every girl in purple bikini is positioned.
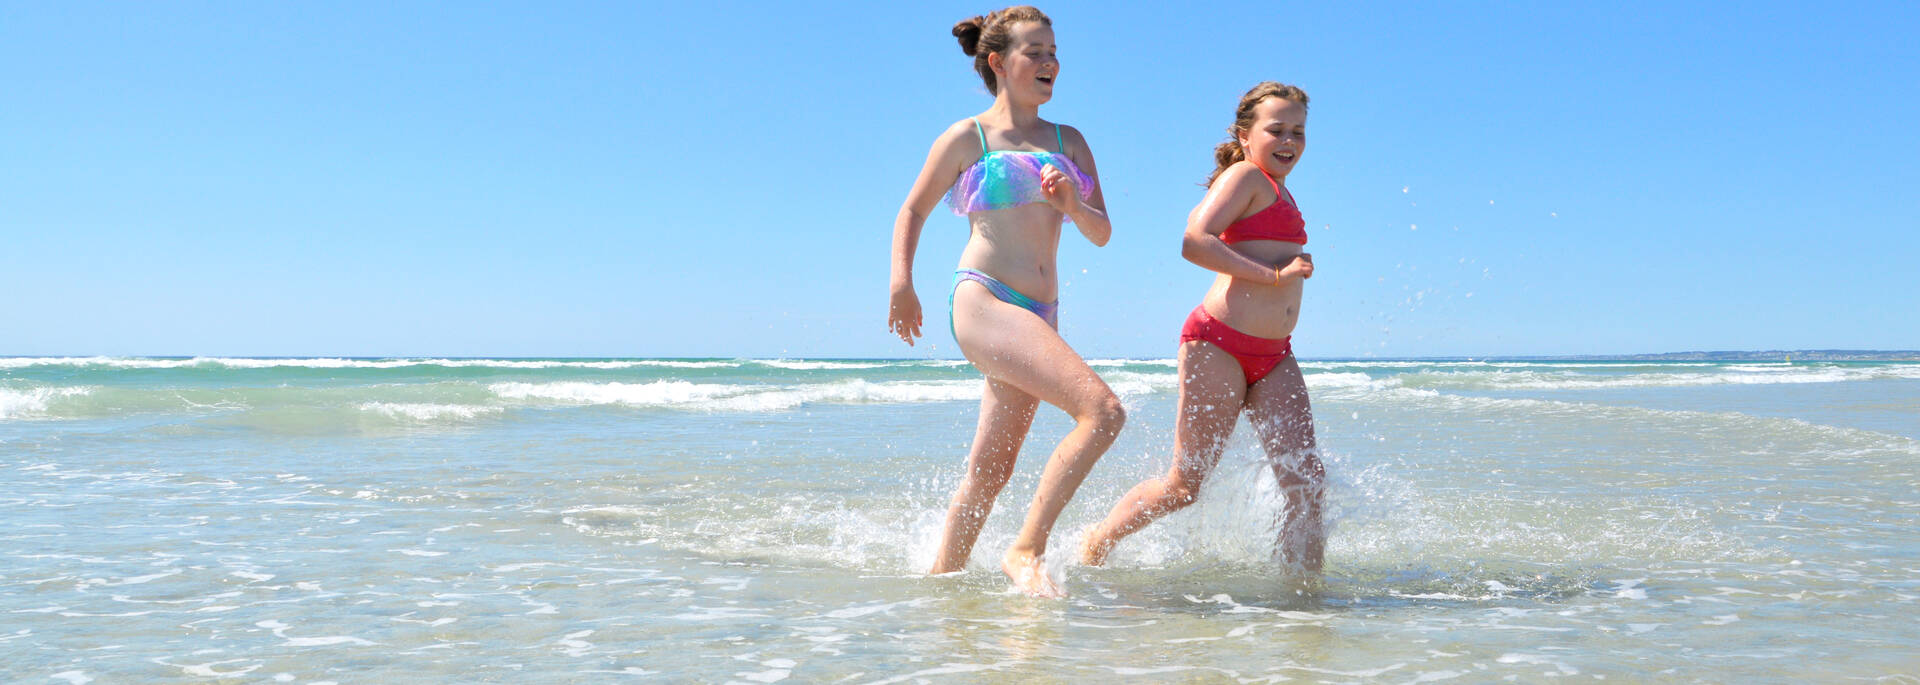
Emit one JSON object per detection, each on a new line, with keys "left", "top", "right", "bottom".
{"left": 886, "top": 6, "right": 1120, "bottom": 598}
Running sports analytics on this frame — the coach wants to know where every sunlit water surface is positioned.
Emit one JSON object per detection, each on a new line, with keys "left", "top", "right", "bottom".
{"left": 4, "top": 357, "right": 1917, "bottom": 681}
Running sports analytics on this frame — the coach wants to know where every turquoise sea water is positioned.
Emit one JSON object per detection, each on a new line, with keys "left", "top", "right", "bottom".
{"left": 4, "top": 357, "right": 1918, "bottom": 681}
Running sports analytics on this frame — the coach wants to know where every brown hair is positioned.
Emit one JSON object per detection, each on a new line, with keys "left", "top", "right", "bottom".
{"left": 951, "top": 6, "right": 1052, "bottom": 95}
{"left": 1207, "top": 82, "right": 1310, "bottom": 187}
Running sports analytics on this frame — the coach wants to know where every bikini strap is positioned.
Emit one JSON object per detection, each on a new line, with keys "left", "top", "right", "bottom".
{"left": 1053, "top": 123, "right": 1065, "bottom": 154}
{"left": 1254, "top": 164, "right": 1281, "bottom": 195}
{"left": 971, "top": 118, "right": 988, "bottom": 156}
{"left": 1250, "top": 165, "right": 1289, "bottom": 211}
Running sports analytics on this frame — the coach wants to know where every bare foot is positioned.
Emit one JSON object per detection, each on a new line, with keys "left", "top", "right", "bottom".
{"left": 1002, "top": 548, "right": 1063, "bottom": 598}
{"left": 1078, "top": 525, "right": 1113, "bottom": 567}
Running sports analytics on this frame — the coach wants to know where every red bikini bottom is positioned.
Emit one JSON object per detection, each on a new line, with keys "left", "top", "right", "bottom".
{"left": 1179, "top": 305, "right": 1294, "bottom": 386}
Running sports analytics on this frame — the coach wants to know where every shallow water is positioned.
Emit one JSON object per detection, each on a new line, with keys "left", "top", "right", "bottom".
{"left": 4, "top": 357, "right": 1917, "bottom": 681}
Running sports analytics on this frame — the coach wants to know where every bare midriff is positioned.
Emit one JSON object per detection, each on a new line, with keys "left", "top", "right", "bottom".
{"left": 955, "top": 204, "right": 1067, "bottom": 302}
{"left": 1203, "top": 238, "right": 1304, "bottom": 340}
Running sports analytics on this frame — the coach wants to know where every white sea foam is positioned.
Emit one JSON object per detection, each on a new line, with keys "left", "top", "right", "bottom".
{"left": 1304, "top": 360, "right": 1476, "bottom": 370}
{"left": 625, "top": 359, "right": 741, "bottom": 368}
{"left": 1305, "top": 372, "right": 1383, "bottom": 389}
{"left": 1495, "top": 369, "right": 1854, "bottom": 389}
{"left": 754, "top": 360, "right": 893, "bottom": 370}
{"left": 424, "top": 359, "right": 737, "bottom": 369}
{"left": 1102, "top": 371, "right": 1180, "bottom": 397}
{"left": 490, "top": 380, "right": 739, "bottom": 406}
{"left": 0, "top": 386, "right": 92, "bottom": 420}
{"left": 0, "top": 356, "right": 131, "bottom": 369}
{"left": 1377, "top": 364, "right": 1919, "bottom": 392}
{"left": 1106, "top": 368, "right": 1388, "bottom": 396}
{"left": 285, "top": 635, "right": 379, "bottom": 647}
{"left": 1088, "top": 358, "right": 1179, "bottom": 368}
{"left": 357, "top": 402, "right": 502, "bottom": 422}
{"left": 154, "top": 658, "right": 261, "bottom": 678}
{"left": 1364, "top": 384, "right": 1919, "bottom": 450}
{"left": 0, "top": 356, "right": 741, "bottom": 370}
{"left": 256, "top": 619, "right": 377, "bottom": 647}
{"left": 488, "top": 379, "right": 983, "bottom": 412}
{"left": 821, "top": 599, "right": 928, "bottom": 620}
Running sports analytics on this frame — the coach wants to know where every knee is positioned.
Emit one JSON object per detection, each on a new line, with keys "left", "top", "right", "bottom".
{"left": 1162, "top": 476, "right": 1201, "bottom": 510}
{"left": 1080, "top": 394, "right": 1126, "bottom": 435}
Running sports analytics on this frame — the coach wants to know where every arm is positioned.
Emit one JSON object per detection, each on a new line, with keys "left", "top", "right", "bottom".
{"left": 1043, "top": 125, "right": 1111, "bottom": 247}
{"left": 1180, "top": 163, "right": 1312, "bottom": 284}
{"left": 889, "top": 122, "right": 976, "bottom": 346}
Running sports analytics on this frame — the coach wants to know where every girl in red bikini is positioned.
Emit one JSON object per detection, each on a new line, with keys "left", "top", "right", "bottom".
{"left": 1080, "top": 82, "right": 1326, "bottom": 575}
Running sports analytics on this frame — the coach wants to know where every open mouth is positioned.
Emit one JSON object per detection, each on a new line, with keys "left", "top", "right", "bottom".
{"left": 1275, "top": 150, "right": 1296, "bottom": 164}
{"left": 1037, "top": 75, "right": 1054, "bottom": 85}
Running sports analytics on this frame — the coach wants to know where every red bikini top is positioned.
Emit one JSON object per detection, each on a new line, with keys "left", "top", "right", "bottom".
{"left": 1219, "top": 167, "right": 1306, "bottom": 245}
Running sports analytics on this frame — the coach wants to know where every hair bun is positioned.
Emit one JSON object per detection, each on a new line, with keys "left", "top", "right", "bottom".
{"left": 951, "top": 16, "right": 984, "bottom": 56}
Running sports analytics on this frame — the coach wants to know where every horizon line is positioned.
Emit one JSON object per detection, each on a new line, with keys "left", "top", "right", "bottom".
{"left": 4, "top": 349, "right": 1918, "bottom": 362}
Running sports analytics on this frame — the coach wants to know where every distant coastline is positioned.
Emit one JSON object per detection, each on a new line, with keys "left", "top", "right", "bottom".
{"left": 1284, "top": 350, "right": 1920, "bottom": 363}
{"left": 4, "top": 351, "right": 1918, "bottom": 363}
{"left": 1540, "top": 350, "right": 1920, "bottom": 362}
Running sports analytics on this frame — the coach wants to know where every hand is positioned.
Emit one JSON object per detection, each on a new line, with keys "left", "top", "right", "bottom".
{"left": 1039, "top": 163, "right": 1081, "bottom": 214}
{"left": 1279, "top": 253, "right": 1314, "bottom": 281}
{"left": 888, "top": 287, "right": 923, "bottom": 346}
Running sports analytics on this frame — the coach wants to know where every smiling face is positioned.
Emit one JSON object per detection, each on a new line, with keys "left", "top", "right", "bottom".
{"left": 1238, "top": 96, "right": 1308, "bottom": 180}
{"left": 988, "top": 21, "right": 1058, "bottom": 103}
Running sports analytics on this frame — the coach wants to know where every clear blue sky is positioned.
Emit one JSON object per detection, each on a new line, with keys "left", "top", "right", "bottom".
{"left": 4, "top": 2, "right": 1916, "bottom": 359}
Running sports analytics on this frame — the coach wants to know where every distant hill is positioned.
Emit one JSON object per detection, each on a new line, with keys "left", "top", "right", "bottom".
{"left": 1571, "top": 350, "right": 1920, "bottom": 361}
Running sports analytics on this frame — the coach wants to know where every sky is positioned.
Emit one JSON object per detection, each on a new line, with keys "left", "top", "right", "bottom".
{"left": 4, "top": 1, "right": 1917, "bottom": 359}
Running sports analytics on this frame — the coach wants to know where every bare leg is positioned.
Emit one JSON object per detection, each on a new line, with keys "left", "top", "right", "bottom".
{"left": 1080, "top": 341, "right": 1245, "bottom": 566}
{"left": 1245, "top": 357, "right": 1325, "bottom": 576}
{"left": 929, "top": 377, "right": 1039, "bottom": 574}
{"left": 946, "top": 282, "right": 1126, "bottom": 597}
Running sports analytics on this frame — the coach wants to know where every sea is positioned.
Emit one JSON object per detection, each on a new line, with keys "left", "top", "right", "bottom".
{"left": 3, "top": 356, "right": 1917, "bottom": 682}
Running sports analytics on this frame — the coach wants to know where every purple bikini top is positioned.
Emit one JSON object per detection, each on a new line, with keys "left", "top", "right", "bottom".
{"left": 945, "top": 119, "right": 1094, "bottom": 219}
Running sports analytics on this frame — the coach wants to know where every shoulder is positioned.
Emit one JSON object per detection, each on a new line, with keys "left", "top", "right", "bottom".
{"left": 926, "top": 119, "right": 985, "bottom": 165}
{"left": 1050, "top": 122, "right": 1098, "bottom": 174}
{"left": 1204, "top": 162, "right": 1274, "bottom": 218}
{"left": 934, "top": 118, "right": 982, "bottom": 148}
{"left": 1055, "top": 123, "right": 1092, "bottom": 155}
{"left": 941, "top": 117, "right": 980, "bottom": 137}
{"left": 1213, "top": 162, "right": 1270, "bottom": 194}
